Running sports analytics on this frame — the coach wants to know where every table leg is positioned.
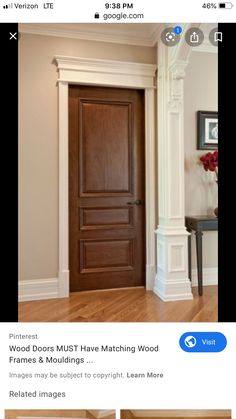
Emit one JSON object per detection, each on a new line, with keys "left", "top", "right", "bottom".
{"left": 195, "top": 231, "right": 203, "bottom": 296}
{"left": 187, "top": 231, "right": 192, "bottom": 282}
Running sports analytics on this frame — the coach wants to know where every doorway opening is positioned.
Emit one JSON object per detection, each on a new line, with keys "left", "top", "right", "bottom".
{"left": 55, "top": 55, "right": 156, "bottom": 297}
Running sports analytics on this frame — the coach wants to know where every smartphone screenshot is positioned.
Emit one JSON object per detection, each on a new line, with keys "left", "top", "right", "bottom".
{"left": 0, "top": 1, "right": 235, "bottom": 419}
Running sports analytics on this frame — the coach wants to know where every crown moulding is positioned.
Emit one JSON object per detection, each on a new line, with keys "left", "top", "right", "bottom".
{"left": 19, "top": 23, "right": 160, "bottom": 47}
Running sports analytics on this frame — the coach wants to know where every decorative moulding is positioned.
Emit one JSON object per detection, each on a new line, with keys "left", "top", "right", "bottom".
{"left": 55, "top": 55, "right": 156, "bottom": 76}
{"left": 54, "top": 55, "right": 157, "bottom": 89}
{"left": 19, "top": 23, "right": 159, "bottom": 47}
{"left": 168, "top": 60, "right": 188, "bottom": 103}
{"left": 169, "top": 60, "right": 187, "bottom": 80}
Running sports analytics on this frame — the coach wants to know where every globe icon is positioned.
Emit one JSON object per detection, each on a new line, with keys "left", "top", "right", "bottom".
{"left": 184, "top": 336, "right": 197, "bottom": 348}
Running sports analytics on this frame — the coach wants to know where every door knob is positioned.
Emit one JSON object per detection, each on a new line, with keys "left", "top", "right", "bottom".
{"left": 126, "top": 199, "right": 143, "bottom": 206}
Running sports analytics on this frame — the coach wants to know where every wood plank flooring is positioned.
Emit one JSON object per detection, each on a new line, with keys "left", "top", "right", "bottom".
{"left": 18, "top": 286, "right": 217, "bottom": 322}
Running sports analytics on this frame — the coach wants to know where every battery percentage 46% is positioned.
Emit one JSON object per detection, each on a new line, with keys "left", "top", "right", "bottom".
{"left": 202, "top": 2, "right": 217, "bottom": 7}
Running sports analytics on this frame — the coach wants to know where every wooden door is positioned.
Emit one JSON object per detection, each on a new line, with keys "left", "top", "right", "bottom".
{"left": 69, "top": 85, "right": 145, "bottom": 291}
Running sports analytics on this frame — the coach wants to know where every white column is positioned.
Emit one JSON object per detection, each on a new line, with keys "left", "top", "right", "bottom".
{"left": 58, "top": 81, "right": 70, "bottom": 297}
{"left": 154, "top": 43, "right": 193, "bottom": 301}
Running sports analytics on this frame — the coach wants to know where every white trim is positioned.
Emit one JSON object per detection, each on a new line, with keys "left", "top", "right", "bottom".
{"left": 153, "top": 281, "right": 193, "bottom": 302}
{"left": 146, "top": 264, "right": 156, "bottom": 290}
{"left": 145, "top": 88, "right": 156, "bottom": 290}
{"left": 58, "top": 81, "right": 69, "bottom": 298}
{"left": 55, "top": 55, "right": 157, "bottom": 297}
{"left": 168, "top": 243, "right": 185, "bottom": 272}
{"left": 55, "top": 56, "right": 156, "bottom": 89}
{"left": 154, "top": 229, "right": 193, "bottom": 301}
{"left": 19, "top": 23, "right": 159, "bottom": 47}
{"left": 191, "top": 267, "right": 218, "bottom": 287}
{"left": 154, "top": 267, "right": 218, "bottom": 301}
{"left": 18, "top": 278, "right": 59, "bottom": 302}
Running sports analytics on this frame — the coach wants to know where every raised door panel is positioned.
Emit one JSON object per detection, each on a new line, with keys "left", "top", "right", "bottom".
{"left": 80, "top": 207, "right": 133, "bottom": 230}
{"left": 80, "top": 239, "right": 133, "bottom": 273}
{"left": 80, "top": 100, "right": 132, "bottom": 195}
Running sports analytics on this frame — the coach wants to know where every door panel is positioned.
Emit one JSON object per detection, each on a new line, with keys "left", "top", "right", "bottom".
{"left": 80, "top": 239, "right": 133, "bottom": 273}
{"left": 80, "top": 207, "right": 133, "bottom": 229}
{"left": 69, "top": 85, "right": 145, "bottom": 291}
{"left": 81, "top": 101, "right": 131, "bottom": 193}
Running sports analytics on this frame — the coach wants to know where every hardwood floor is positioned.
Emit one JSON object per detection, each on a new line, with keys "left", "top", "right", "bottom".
{"left": 18, "top": 286, "right": 217, "bottom": 322}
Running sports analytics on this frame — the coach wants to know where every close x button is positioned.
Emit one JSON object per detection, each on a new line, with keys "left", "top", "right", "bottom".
{"left": 9, "top": 32, "right": 18, "bottom": 40}
{"left": 179, "top": 332, "right": 227, "bottom": 352}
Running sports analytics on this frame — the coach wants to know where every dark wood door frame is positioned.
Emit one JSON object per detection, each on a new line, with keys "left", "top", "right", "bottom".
{"left": 56, "top": 56, "right": 156, "bottom": 298}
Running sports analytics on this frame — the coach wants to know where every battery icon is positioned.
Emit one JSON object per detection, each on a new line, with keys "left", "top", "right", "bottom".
{"left": 219, "top": 2, "right": 233, "bottom": 7}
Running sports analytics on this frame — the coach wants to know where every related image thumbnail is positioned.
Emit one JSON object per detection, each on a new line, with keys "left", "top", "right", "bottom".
{"left": 121, "top": 411, "right": 231, "bottom": 419}
{"left": 5, "top": 410, "right": 116, "bottom": 419}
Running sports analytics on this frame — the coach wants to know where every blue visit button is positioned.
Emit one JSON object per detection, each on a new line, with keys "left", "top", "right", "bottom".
{"left": 179, "top": 332, "right": 227, "bottom": 352}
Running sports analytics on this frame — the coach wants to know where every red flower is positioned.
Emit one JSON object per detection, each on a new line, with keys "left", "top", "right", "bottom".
{"left": 200, "top": 151, "right": 218, "bottom": 179}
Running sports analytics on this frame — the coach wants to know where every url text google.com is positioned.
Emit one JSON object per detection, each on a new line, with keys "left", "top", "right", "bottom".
{"left": 103, "top": 13, "right": 144, "bottom": 20}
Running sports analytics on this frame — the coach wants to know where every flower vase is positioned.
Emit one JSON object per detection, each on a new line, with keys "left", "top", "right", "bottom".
{"left": 214, "top": 180, "right": 218, "bottom": 217}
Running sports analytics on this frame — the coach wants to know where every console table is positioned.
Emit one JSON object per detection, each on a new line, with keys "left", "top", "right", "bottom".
{"left": 185, "top": 215, "right": 218, "bottom": 296}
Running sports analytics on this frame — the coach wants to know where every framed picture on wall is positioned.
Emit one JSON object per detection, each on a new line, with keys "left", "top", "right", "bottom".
{"left": 197, "top": 111, "right": 218, "bottom": 150}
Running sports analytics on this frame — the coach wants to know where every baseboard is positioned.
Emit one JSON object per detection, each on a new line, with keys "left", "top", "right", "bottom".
{"left": 18, "top": 278, "right": 59, "bottom": 302}
{"left": 18, "top": 268, "right": 216, "bottom": 302}
{"left": 191, "top": 267, "right": 218, "bottom": 287}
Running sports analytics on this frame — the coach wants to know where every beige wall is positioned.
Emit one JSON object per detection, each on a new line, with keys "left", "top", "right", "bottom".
{"left": 184, "top": 51, "right": 218, "bottom": 269}
{"left": 19, "top": 32, "right": 156, "bottom": 281}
